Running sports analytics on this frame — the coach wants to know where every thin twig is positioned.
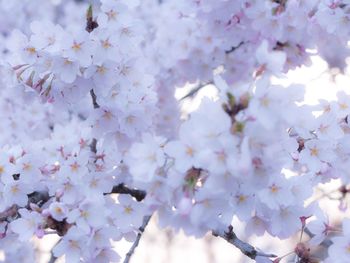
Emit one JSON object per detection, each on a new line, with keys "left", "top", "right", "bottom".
{"left": 123, "top": 215, "right": 152, "bottom": 263}
{"left": 90, "top": 89, "right": 100, "bottom": 109}
{"left": 225, "top": 41, "right": 244, "bottom": 54}
{"left": 212, "top": 225, "right": 277, "bottom": 260}
{"left": 180, "top": 81, "right": 213, "bottom": 100}
{"left": 86, "top": 5, "right": 100, "bottom": 111}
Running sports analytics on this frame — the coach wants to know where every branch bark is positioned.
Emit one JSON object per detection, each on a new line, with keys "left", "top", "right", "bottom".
{"left": 48, "top": 255, "right": 57, "bottom": 263}
{"left": 106, "top": 184, "right": 146, "bottom": 202}
{"left": 212, "top": 225, "right": 277, "bottom": 261}
{"left": 123, "top": 215, "right": 152, "bottom": 263}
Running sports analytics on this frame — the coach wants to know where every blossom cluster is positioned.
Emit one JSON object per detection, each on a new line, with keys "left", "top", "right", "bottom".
{"left": 8, "top": 0, "right": 158, "bottom": 145}
{"left": 0, "top": 0, "right": 156, "bottom": 262}
{"left": 144, "top": 0, "right": 350, "bottom": 87}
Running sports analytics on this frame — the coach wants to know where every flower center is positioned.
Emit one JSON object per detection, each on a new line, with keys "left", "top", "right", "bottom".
{"left": 310, "top": 147, "right": 319, "bottom": 157}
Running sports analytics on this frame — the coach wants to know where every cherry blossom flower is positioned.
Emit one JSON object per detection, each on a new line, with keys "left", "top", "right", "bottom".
{"left": 53, "top": 226, "right": 86, "bottom": 263}
{"left": 258, "top": 177, "right": 294, "bottom": 210}
{"left": 125, "top": 133, "right": 166, "bottom": 183}
{"left": 299, "top": 140, "right": 336, "bottom": 172}
{"left": 61, "top": 30, "right": 94, "bottom": 67}
{"left": 10, "top": 209, "right": 43, "bottom": 241}
{"left": 49, "top": 201, "right": 68, "bottom": 221}
{"left": 307, "top": 213, "right": 335, "bottom": 246}
{"left": 67, "top": 202, "right": 106, "bottom": 233}
{"left": 255, "top": 40, "right": 286, "bottom": 75}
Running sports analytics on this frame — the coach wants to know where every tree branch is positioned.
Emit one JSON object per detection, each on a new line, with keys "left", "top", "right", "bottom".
{"left": 107, "top": 184, "right": 146, "bottom": 202}
{"left": 48, "top": 254, "right": 57, "bottom": 263}
{"left": 123, "top": 215, "right": 152, "bottom": 263}
{"left": 27, "top": 191, "right": 50, "bottom": 207}
{"left": 0, "top": 184, "right": 145, "bottom": 224}
{"left": 212, "top": 225, "right": 277, "bottom": 260}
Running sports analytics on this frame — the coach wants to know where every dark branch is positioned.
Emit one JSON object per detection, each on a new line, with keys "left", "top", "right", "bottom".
{"left": 90, "top": 89, "right": 100, "bottom": 109}
{"left": 212, "top": 225, "right": 277, "bottom": 260}
{"left": 48, "top": 254, "right": 57, "bottom": 263}
{"left": 27, "top": 191, "right": 50, "bottom": 207}
{"left": 107, "top": 184, "right": 146, "bottom": 202}
{"left": 225, "top": 41, "right": 244, "bottom": 54}
{"left": 123, "top": 215, "right": 152, "bottom": 263}
{"left": 90, "top": 138, "right": 98, "bottom": 154}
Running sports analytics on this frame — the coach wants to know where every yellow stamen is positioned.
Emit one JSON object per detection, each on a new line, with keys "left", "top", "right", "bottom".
{"left": 270, "top": 184, "right": 279, "bottom": 193}
{"left": 72, "top": 42, "right": 82, "bottom": 51}
{"left": 186, "top": 146, "right": 194, "bottom": 157}
{"left": 11, "top": 185, "right": 19, "bottom": 194}
{"left": 260, "top": 96, "right": 270, "bottom": 107}
{"left": 26, "top": 47, "right": 36, "bottom": 54}
{"left": 101, "top": 40, "right": 112, "bottom": 49}
{"left": 23, "top": 163, "right": 32, "bottom": 171}
{"left": 70, "top": 162, "right": 79, "bottom": 172}
{"left": 97, "top": 65, "right": 106, "bottom": 75}
{"left": 124, "top": 205, "right": 133, "bottom": 214}
{"left": 310, "top": 147, "right": 319, "bottom": 157}
{"left": 238, "top": 195, "right": 246, "bottom": 203}
{"left": 55, "top": 206, "right": 63, "bottom": 214}
{"left": 106, "top": 10, "right": 117, "bottom": 20}
{"left": 339, "top": 102, "right": 348, "bottom": 110}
